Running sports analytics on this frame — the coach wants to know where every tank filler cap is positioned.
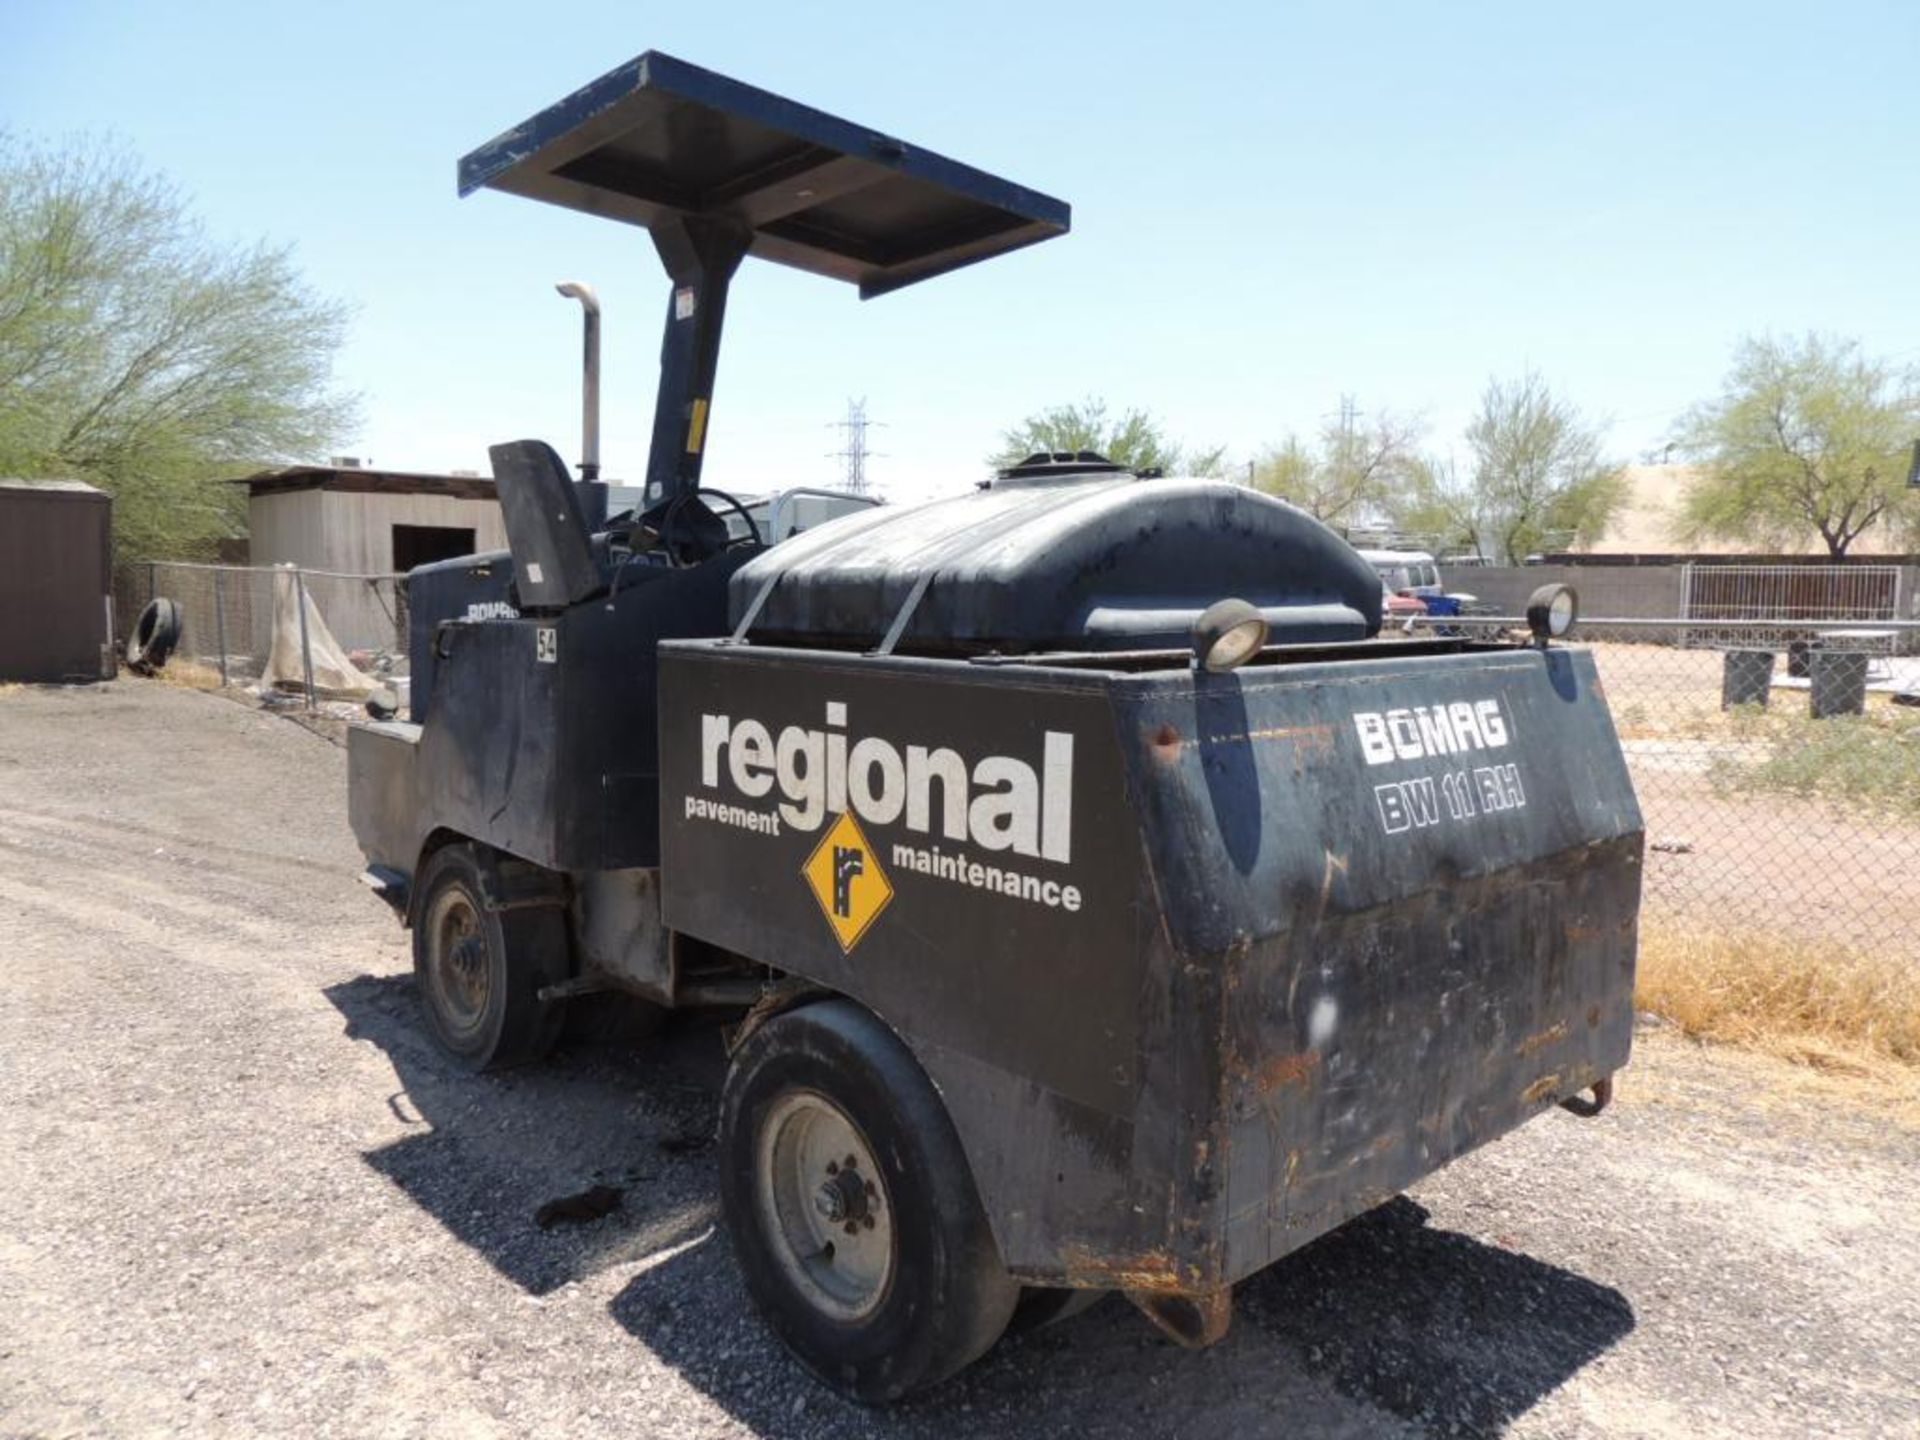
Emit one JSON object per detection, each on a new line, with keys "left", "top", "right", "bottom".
{"left": 989, "top": 450, "right": 1134, "bottom": 486}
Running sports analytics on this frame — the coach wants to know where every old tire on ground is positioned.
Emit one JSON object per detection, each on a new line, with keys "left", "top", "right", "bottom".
{"left": 411, "top": 843, "right": 567, "bottom": 1070}
{"left": 719, "top": 1000, "right": 1019, "bottom": 1402}
{"left": 126, "top": 598, "right": 183, "bottom": 672}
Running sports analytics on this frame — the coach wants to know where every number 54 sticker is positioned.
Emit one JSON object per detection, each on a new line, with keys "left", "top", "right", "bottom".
{"left": 536, "top": 626, "right": 558, "bottom": 664}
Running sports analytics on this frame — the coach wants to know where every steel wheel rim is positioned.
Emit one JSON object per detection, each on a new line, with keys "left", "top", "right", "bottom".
{"left": 425, "top": 884, "right": 489, "bottom": 1039}
{"left": 754, "top": 1090, "right": 895, "bottom": 1321}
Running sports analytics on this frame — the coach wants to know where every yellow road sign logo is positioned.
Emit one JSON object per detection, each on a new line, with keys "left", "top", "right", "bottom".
{"left": 802, "top": 810, "right": 892, "bottom": 952}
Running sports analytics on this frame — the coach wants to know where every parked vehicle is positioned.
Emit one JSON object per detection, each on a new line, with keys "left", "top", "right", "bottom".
{"left": 1382, "top": 585, "right": 1428, "bottom": 619}
{"left": 1358, "top": 547, "right": 1444, "bottom": 599}
{"left": 736, "top": 487, "right": 881, "bottom": 543}
{"left": 347, "top": 51, "right": 1643, "bottom": 1402}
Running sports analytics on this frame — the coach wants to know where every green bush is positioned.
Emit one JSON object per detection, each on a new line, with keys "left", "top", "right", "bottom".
{"left": 1711, "top": 703, "right": 1920, "bottom": 817}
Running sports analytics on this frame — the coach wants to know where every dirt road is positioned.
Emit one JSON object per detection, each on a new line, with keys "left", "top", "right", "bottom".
{"left": 2, "top": 682, "right": 1916, "bottom": 1439}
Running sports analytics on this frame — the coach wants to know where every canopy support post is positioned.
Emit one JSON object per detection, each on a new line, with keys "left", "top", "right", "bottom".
{"left": 643, "top": 214, "right": 752, "bottom": 509}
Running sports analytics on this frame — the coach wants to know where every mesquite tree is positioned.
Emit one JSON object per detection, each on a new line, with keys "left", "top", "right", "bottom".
{"left": 1676, "top": 333, "right": 1920, "bottom": 557}
{"left": 0, "top": 136, "right": 356, "bottom": 558}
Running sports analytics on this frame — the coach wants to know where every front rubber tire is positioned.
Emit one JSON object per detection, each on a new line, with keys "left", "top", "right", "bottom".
{"left": 719, "top": 1000, "right": 1019, "bottom": 1402}
{"left": 411, "top": 843, "right": 567, "bottom": 1070}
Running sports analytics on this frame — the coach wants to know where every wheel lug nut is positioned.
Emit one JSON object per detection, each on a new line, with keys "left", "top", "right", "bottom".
{"left": 843, "top": 1220, "right": 858, "bottom": 1236}
{"left": 862, "top": 1215, "right": 876, "bottom": 1230}
{"left": 826, "top": 1161, "right": 839, "bottom": 1175}
{"left": 844, "top": 1154, "right": 858, "bottom": 1169}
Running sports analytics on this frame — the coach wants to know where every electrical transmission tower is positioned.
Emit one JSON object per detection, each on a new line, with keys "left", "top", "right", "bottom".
{"left": 829, "top": 397, "right": 879, "bottom": 496}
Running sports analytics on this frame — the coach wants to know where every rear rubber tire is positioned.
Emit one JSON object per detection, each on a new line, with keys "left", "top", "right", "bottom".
{"left": 411, "top": 843, "right": 567, "bottom": 1070}
{"left": 719, "top": 1000, "right": 1019, "bottom": 1402}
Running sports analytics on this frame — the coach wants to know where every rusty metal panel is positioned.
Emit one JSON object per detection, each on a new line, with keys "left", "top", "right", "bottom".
{"left": 657, "top": 638, "right": 1643, "bottom": 1290}
{"left": 1113, "top": 645, "right": 1642, "bottom": 1286}
{"left": 0, "top": 479, "right": 113, "bottom": 683}
{"left": 657, "top": 643, "right": 1165, "bottom": 1281}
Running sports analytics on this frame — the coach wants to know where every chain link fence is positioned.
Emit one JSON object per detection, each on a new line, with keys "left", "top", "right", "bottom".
{"left": 115, "top": 561, "right": 408, "bottom": 706}
{"left": 1408, "top": 614, "right": 1920, "bottom": 956}
{"left": 108, "top": 567, "right": 1918, "bottom": 954}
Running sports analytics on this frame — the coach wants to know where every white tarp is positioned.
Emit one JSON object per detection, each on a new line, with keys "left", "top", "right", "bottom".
{"left": 262, "top": 565, "right": 380, "bottom": 700}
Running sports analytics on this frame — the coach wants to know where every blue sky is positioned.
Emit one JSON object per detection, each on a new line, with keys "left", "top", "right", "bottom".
{"left": 5, "top": 2, "right": 1917, "bottom": 504}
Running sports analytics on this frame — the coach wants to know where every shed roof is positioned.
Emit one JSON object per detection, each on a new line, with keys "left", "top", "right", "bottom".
{"left": 235, "top": 466, "right": 498, "bottom": 502}
{"left": 0, "top": 476, "right": 108, "bottom": 499}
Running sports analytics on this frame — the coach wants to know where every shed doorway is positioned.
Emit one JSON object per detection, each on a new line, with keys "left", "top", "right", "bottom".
{"left": 391, "top": 524, "right": 476, "bottom": 572}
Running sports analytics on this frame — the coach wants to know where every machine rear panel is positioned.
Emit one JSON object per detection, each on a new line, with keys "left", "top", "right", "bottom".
{"left": 657, "top": 640, "right": 1642, "bottom": 1288}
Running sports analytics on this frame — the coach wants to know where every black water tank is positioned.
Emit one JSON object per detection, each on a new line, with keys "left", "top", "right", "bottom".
{"left": 728, "top": 472, "right": 1384, "bottom": 654}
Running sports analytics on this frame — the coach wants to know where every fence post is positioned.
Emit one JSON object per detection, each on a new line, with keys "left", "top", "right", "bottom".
{"left": 147, "top": 560, "right": 158, "bottom": 611}
{"left": 294, "top": 568, "right": 317, "bottom": 711}
{"left": 212, "top": 567, "right": 230, "bottom": 688}
{"left": 1677, "top": 560, "right": 1693, "bottom": 648}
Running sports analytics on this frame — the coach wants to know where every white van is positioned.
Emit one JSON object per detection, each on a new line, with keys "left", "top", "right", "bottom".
{"left": 1357, "top": 548, "right": 1443, "bottom": 599}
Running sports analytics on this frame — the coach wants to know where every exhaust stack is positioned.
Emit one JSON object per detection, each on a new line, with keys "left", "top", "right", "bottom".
{"left": 554, "top": 281, "right": 602, "bottom": 482}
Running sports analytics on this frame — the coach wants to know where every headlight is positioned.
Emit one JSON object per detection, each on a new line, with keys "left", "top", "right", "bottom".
{"left": 1192, "top": 598, "right": 1270, "bottom": 672}
{"left": 1526, "top": 584, "right": 1578, "bottom": 644}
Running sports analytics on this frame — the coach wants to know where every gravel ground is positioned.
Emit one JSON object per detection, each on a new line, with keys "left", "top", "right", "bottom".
{"left": 2, "top": 680, "right": 1917, "bottom": 1440}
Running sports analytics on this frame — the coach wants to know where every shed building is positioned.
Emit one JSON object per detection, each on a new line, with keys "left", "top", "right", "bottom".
{"left": 239, "top": 464, "right": 508, "bottom": 574}
{"left": 238, "top": 464, "right": 510, "bottom": 654}
{"left": 0, "top": 478, "right": 114, "bottom": 684}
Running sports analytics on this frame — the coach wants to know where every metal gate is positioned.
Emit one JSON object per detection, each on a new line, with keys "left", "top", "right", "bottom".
{"left": 1679, "top": 563, "right": 1905, "bottom": 648}
{"left": 1681, "top": 563, "right": 1902, "bottom": 622}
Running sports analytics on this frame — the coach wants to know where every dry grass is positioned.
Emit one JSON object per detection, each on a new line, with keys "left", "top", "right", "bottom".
{"left": 148, "top": 657, "right": 228, "bottom": 692}
{"left": 1637, "top": 918, "right": 1920, "bottom": 1073}
{"left": 1624, "top": 1027, "right": 1920, "bottom": 1138}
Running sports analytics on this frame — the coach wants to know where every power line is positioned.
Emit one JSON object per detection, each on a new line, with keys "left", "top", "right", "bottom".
{"left": 828, "top": 397, "right": 883, "bottom": 496}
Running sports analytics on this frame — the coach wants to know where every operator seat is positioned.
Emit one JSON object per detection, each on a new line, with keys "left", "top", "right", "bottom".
{"left": 488, "top": 439, "right": 603, "bottom": 611}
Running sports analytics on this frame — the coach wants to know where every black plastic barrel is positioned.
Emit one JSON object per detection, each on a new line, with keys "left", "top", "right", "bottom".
{"left": 1720, "top": 650, "right": 1773, "bottom": 709}
{"left": 1809, "top": 649, "right": 1868, "bottom": 719}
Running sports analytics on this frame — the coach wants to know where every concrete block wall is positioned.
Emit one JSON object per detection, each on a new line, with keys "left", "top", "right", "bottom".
{"left": 1442, "top": 565, "right": 1686, "bottom": 619}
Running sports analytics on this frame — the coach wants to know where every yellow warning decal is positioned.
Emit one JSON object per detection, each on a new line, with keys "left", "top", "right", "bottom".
{"left": 802, "top": 810, "right": 893, "bottom": 953}
{"left": 686, "top": 398, "right": 710, "bottom": 454}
